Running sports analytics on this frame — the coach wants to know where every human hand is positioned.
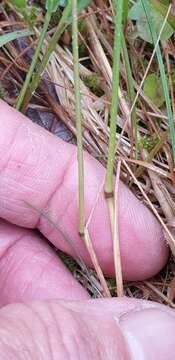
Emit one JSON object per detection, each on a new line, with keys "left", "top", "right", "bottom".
{"left": 0, "top": 101, "right": 174, "bottom": 359}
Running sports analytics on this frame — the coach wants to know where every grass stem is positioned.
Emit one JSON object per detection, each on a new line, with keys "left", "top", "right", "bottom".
{"left": 72, "top": 1, "right": 110, "bottom": 297}
{"left": 16, "top": 9, "right": 52, "bottom": 111}
{"left": 20, "top": 0, "right": 91, "bottom": 112}
{"left": 104, "top": 0, "right": 124, "bottom": 196}
{"left": 72, "top": 0, "right": 85, "bottom": 235}
{"left": 104, "top": 0, "right": 124, "bottom": 297}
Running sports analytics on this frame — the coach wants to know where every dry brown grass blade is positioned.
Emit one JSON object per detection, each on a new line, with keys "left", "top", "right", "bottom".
{"left": 84, "top": 229, "right": 111, "bottom": 297}
{"left": 167, "top": 277, "right": 175, "bottom": 303}
{"left": 126, "top": 158, "right": 172, "bottom": 180}
{"left": 144, "top": 281, "right": 175, "bottom": 308}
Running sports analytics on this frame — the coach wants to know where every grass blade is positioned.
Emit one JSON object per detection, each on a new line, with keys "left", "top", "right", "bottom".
{"left": 16, "top": 9, "right": 53, "bottom": 110}
{"left": 0, "top": 28, "right": 33, "bottom": 48}
{"left": 141, "top": 0, "right": 175, "bottom": 165}
{"left": 72, "top": 0, "right": 85, "bottom": 235}
{"left": 20, "top": 0, "right": 92, "bottom": 112}
{"left": 121, "top": 33, "right": 138, "bottom": 159}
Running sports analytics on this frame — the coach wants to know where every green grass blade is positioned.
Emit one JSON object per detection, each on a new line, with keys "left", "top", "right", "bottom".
{"left": 72, "top": 0, "right": 85, "bottom": 235}
{"left": 141, "top": 0, "right": 175, "bottom": 165}
{"left": 121, "top": 32, "right": 138, "bottom": 159}
{"left": 0, "top": 28, "right": 33, "bottom": 48}
{"left": 123, "top": 0, "right": 128, "bottom": 28}
{"left": 16, "top": 10, "right": 52, "bottom": 110}
{"left": 20, "top": 0, "right": 92, "bottom": 112}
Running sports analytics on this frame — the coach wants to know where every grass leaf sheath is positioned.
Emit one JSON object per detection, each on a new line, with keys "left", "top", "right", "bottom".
{"left": 105, "top": 0, "right": 124, "bottom": 196}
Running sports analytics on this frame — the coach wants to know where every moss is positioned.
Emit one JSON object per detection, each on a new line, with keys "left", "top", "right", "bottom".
{"left": 106, "top": 278, "right": 117, "bottom": 296}
{"left": 141, "top": 134, "right": 159, "bottom": 151}
{"left": 57, "top": 250, "right": 78, "bottom": 273}
{"left": 78, "top": 19, "right": 87, "bottom": 35}
{"left": 78, "top": 42, "right": 87, "bottom": 57}
{"left": 12, "top": 1, "right": 38, "bottom": 29}
{"left": 68, "top": 18, "right": 87, "bottom": 52}
{"left": 0, "top": 82, "right": 5, "bottom": 99}
{"left": 50, "top": 7, "right": 62, "bottom": 27}
{"left": 78, "top": 20, "right": 88, "bottom": 57}
{"left": 84, "top": 73, "right": 104, "bottom": 96}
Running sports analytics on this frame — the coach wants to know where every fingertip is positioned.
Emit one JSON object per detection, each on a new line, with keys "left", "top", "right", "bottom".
{"left": 120, "top": 305, "right": 175, "bottom": 359}
{"left": 117, "top": 181, "right": 169, "bottom": 280}
{"left": 87, "top": 158, "right": 169, "bottom": 280}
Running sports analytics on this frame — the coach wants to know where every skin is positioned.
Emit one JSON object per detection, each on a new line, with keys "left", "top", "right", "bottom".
{"left": 0, "top": 100, "right": 174, "bottom": 359}
{"left": 0, "top": 101, "right": 169, "bottom": 280}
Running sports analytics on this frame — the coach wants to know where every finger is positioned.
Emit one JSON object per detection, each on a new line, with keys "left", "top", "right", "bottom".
{"left": 0, "top": 100, "right": 168, "bottom": 280}
{"left": 0, "top": 219, "right": 88, "bottom": 306}
{"left": 0, "top": 298, "right": 174, "bottom": 359}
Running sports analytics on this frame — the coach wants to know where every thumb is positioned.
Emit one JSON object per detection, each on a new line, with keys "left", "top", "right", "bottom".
{"left": 0, "top": 298, "right": 174, "bottom": 359}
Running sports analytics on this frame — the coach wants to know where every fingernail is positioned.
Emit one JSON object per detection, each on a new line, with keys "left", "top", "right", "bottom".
{"left": 120, "top": 306, "right": 175, "bottom": 360}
